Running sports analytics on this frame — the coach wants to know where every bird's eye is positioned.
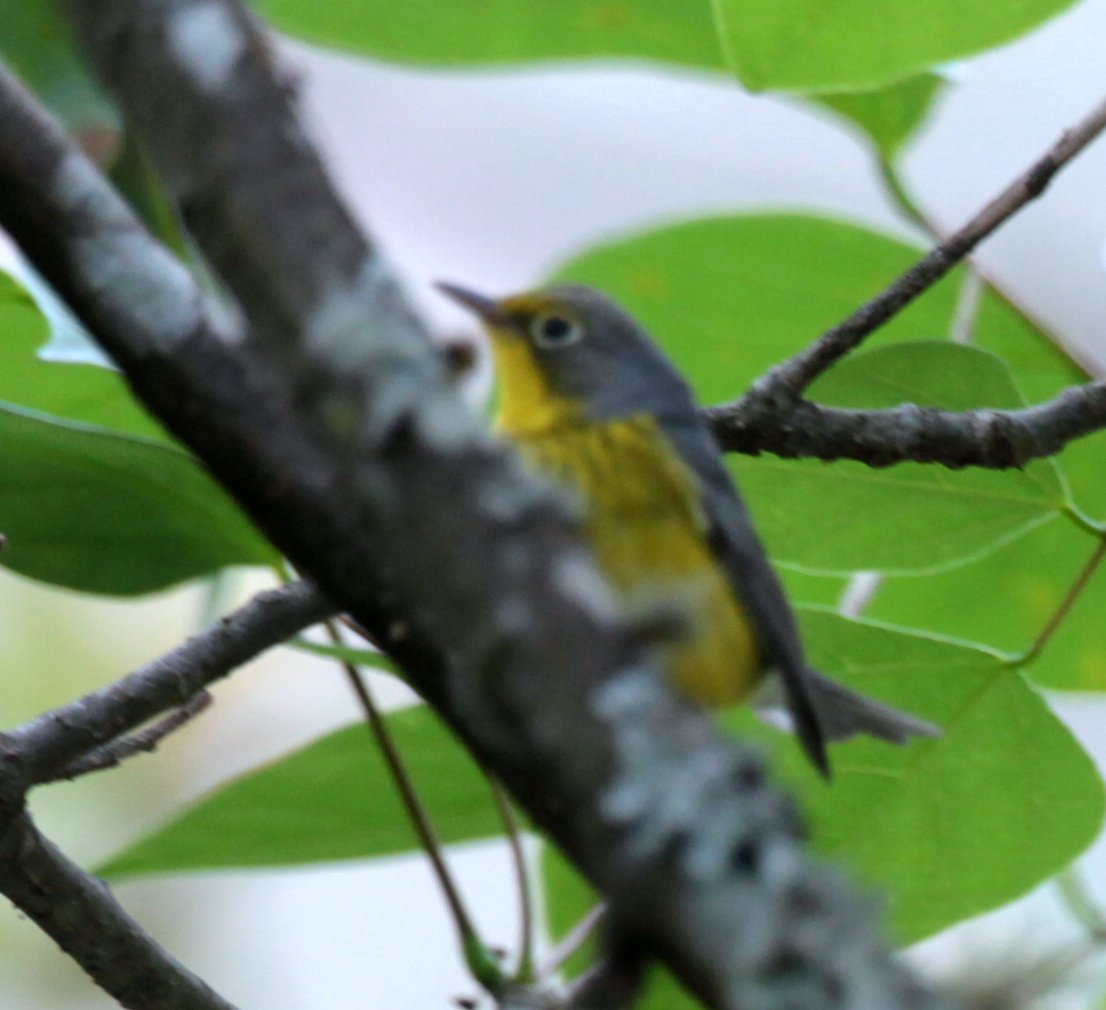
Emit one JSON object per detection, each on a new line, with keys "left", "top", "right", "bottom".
{"left": 531, "top": 314, "right": 582, "bottom": 349}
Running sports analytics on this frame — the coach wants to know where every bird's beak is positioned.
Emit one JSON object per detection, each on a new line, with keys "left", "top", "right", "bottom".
{"left": 435, "top": 281, "right": 510, "bottom": 327}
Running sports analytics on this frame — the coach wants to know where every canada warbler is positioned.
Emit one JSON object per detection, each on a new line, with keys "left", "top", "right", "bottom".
{"left": 438, "top": 282, "right": 938, "bottom": 775}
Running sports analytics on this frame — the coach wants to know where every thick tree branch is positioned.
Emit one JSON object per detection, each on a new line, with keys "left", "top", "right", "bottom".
{"left": 1, "top": 6, "right": 951, "bottom": 1010}
{"left": 751, "top": 93, "right": 1106, "bottom": 398}
{"left": 707, "top": 380, "right": 1106, "bottom": 468}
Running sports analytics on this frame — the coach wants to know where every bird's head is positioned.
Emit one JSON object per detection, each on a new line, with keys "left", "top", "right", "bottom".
{"left": 437, "top": 282, "right": 691, "bottom": 435}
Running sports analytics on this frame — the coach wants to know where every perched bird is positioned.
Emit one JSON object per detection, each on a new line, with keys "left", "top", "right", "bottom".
{"left": 438, "top": 282, "right": 938, "bottom": 775}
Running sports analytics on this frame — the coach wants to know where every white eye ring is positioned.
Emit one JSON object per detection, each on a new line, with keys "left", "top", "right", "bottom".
{"left": 531, "top": 314, "right": 583, "bottom": 349}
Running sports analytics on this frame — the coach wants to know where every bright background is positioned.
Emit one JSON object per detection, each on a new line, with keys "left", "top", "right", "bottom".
{"left": 3, "top": 0, "right": 1106, "bottom": 1006}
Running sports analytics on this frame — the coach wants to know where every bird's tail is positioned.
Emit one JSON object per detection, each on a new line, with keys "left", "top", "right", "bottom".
{"left": 803, "top": 668, "right": 940, "bottom": 744}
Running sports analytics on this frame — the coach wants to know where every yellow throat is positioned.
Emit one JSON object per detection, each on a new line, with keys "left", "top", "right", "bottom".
{"left": 488, "top": 327, "right": 583, "bottom": 436}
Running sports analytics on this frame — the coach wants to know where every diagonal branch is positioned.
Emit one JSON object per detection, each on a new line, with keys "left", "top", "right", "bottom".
{"left": 749, "top": 93, "right": 1106, "bottom": 399}
{"left": 0, "top": 580, "right": 329, "bottom": 1010}
{"left": 3, "top": 580, "right": 333, "bottom": 787}
{"left": 0, "top": 812, "right": 241, "bottom": 1010}
{"left": 3, "top": 6, "right": 953, "bottom": 1010}
{"left": 707, "top": 379, "right": 1106, "bottom": 469}
{"left": 45, "top": 690, "right": 214, "bottom": 783}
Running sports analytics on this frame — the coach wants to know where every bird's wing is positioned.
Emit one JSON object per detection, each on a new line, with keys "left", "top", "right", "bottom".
{"left": 659, "top": 413, "right": 829, "bottom": 775}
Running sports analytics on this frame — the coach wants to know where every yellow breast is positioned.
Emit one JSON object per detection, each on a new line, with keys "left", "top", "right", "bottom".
{"left": 499, "top": 412, "right": 764, "bottom": 706}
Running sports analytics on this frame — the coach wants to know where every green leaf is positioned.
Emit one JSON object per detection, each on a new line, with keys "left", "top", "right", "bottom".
{"left": 722, "top": 609, "right": 1104, "bottom": 942}
{"left": 0, "top": 404, "right": 275, "bottom": 595}
{"left": 712, "top": 0, "right": 1079, "bottom": 92}
{"left": 551, "top": 216, "right": 1068, "bottom": 573}
{"left": 869, "top": 516, "right": 1106, "bottom": 692}
{"left": 252, "top": 0, "right": 724, "bottom": 70}
{"left": 98, "top": 708, "right": 500, "bottom": 878}
{"left": 0, "top": 271, "right": 166, "bottom": 439}
{"left": 808, "top": 74, "right": 947, "bottom": 159}
{"left": 0, "top": 0, "right": 116, "bottom": 131}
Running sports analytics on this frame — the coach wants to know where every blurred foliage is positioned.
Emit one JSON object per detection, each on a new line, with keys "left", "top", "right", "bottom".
{"left": 244, "top": 0, "right": 1079, "bottom": 95}
{"left": 252, "top": 0, "right": 725, "bottom": 70}
{"left": 711, "top": 0, "right": 1079, "bottom": 91}
{"left": 0, "top": 0, "right": 116, "bottom": 132}
{"left": 1, "top": 2, "right": 1104, "bottom": 1006}
{"left": 807, "top": 74, "right": 947, "bottom": 160}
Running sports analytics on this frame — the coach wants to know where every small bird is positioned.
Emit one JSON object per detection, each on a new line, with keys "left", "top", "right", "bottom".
{"left": 438, "top": 282, "right": 938, "bottom": 775}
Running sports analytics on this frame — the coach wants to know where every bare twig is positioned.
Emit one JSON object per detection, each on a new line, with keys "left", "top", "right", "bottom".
{"left": 753, "top": 94, "right": 1106, "bottom": 396}
{"left": 325, "top": 620, "right": 502, "bottom": 993}
{"left": 0, "top": 581, "right": 328, "bottom": 1010}
{"left": 489, "top": 780, "right": 535, "bottom": 981}
{"left": 539, "top": 905, "right": 609, "bottom": 981}
{"left": 1016, "top": 537, "right": 1106, "bottom": 665}
{"left": 708, "top": 380, "right": 1106, "bottom": 469}
{"left": 0, "top": 812, "right": 241, "bottom": 1010}
{"left": 3, "top": 581, "right": 331, "bottom": 786}
{"left": 1055, "top": 866, "right": 1106, "bottom": 944}
{"left": 47, "top": 691, "right": 213, "bottom": 783}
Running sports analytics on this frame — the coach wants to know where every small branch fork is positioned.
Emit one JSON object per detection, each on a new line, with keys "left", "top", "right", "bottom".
{"left": 0, "top": 581, "right": 333, "bottom": 1010}
{"left": 709, "top": 94, "right": 1106, "bottom": 470}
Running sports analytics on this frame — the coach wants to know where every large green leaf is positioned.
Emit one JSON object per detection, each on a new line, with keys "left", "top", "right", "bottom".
{"left": 0, "top": 0, "right": 116, "bottom": 131}
{"left": 0, "top": 404, "right": 275, "bottom": 594}
{"left": 252, "top": 0, "right": 724, "bottom": 70}
{"left": 544, "top": 610, "right": 1103, "bottom": 948}
{"left": 551, "top": 216, "right": 1068, "bottom": 573}
{"left": 869, "top": 516, "right": 1106, "bottom": 691}
{"left": 98, "top": 707, "right": 500, "bottom": 878}
{"left": 712, "top": 0, "right": 1079, "bottom": 92}
{"left": 0, "top": 272, "right": 165, "bottom": 439}
{"left": 808, "top": 74, "right": 947, "bottom": 160}
{"left": 724, "top": 609, "right": 1104, "bottom": 942}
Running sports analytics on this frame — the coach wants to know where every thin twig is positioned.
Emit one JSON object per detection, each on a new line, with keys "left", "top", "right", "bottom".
{"left": 1016, "top": 536, "right": 1106, "bottom": 666}
{"left": 5, "top": 581, "right": 332, "bottom": 786}
{"left": 46, "top": 691, "right": 213, "bottom": 783}
{"left": 1055, "top": 866, "right": 1106, "bottom": 944}
{"left": 490, "top": 779, "right": 535, "bottom": 981}
{"left": 757, "top": 94, "right": 1106, "bottom": 396}
{"left": 538, "top": 904, "right": 608, "bottom": 981}
{"left": 324, "top": 621, "right": 502, "bottom": 994}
